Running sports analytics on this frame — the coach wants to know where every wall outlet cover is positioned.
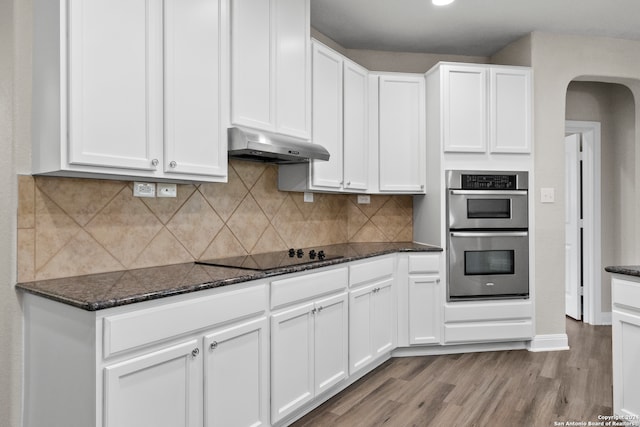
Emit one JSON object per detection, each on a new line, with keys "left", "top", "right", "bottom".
{"left": 540, "top": 187, "right": 555, "bottom": 203}
{"left": 357, "top": 195, "right": 371, "bottom": 204}
{"left": 303, "top": 192, "right": 314, "bottom": 203}
{"left": 133, "top": 182, "right": 156, "bottom": 198}
{"left": 157, "top": 183, "right": 177, "bottom": 198}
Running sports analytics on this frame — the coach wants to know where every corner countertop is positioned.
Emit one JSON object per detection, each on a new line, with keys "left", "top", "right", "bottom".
{"left": 16, "top": 242, "right": 442, "bottom": 311}
{"left": 604, "top": 265, "right": 640, "bottom": 278}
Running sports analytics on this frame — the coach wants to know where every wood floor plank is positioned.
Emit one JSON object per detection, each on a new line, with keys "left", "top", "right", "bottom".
{"left": 292, "top": 318, "right": 612, "bottom": 426}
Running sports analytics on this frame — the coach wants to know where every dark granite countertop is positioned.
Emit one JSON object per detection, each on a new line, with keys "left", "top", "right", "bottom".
{"left": 604, "top": 265, "right": 640, "bottom": 278}
{"left": 16, "top": 242, "right": 441, "bottom": 311}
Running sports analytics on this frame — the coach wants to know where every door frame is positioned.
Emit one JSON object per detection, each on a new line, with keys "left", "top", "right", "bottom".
{"left": 565, "top": 120, "right": 604, "bottom": 325}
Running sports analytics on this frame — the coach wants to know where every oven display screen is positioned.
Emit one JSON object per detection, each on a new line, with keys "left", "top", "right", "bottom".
{"left": 465, "top": 250, "right": 515, "bottom": 275}
{"left": 467, "top": 199, "right": 511, "bottom": 219}
{"left": 462, "top": 174, "right": 517, "bottom": 190}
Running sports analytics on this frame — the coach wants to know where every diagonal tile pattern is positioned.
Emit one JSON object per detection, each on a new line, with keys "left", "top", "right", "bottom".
{"left": 17, "top": 160, "right": 414, "bottom": 281}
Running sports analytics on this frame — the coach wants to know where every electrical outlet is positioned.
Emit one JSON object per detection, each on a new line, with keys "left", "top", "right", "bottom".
{"left": 133, "top": 182, "right": 156, "bottom": 198}
{"left": 157, "top": 183, "right": 177, "bottom": 198}
{"left": 303, "top": 192, "right": 314, "bottom": 203}
{"left": 357, "top": 195, "right": 371, "bottom": 204}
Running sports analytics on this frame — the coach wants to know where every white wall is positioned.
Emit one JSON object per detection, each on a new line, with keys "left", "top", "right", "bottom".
{"left": 565, "top": 81, "right": 636, "bottom": 311}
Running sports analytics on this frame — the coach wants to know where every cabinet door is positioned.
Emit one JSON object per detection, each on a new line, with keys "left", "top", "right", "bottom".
{"left": 230, "top": 0, "right": 273, "bottom": 131}
{"left": 274, "top": 0, "right": 310, "bottom": 139}
{"left": 163, "top": 0, "right": 226, "bottom": 178}
{"left": 104, "top": 339, "right": 201, "bottom": 427}
{"left": 270, "top": 302, "right": 315, "bottom": 423}
{"left": 311, "top": 42, "right": 343, "bottom": 190}
{"left": 442, "top": 65, "right": 487, "bottom": 153}
{"left": 349, "top": 283, "right": 375, "bottom": 375}
{"left": 67, "top": 0, "right": 161, "bottom": 171}
{"left": 408, "top": 275, "right": 441, "bottom": 345}
{"left": 204, "top": 317, "right": 269, "bottom": 427}
{"left": 343, "top": 60, "right": 369, "bottom": 192}
{"left": 372, "top": 277, "right": 396, "bottom": 357}
{"left": 612, "top": 310, "right": 640, "bottom": 418}
{"left": 378, "top": 75, "right": 425, "bottom": 192}
{"left": 314, "top": 292, "right": 349, "bottom": 395}
{"left": 489, "top": 68, "right": 532, "bottom": 153}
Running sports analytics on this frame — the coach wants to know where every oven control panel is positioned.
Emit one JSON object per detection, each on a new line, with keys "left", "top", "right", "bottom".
{"left": 461, "top": 174, "right": 516, "bottom": 190}
{"left": 447, "top": 170, "right": 528, "bottom": 191}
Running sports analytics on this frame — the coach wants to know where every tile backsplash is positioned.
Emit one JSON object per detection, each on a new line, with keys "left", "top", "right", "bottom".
{"left": 17, "top": 160, "right": 413, "bottom": 282}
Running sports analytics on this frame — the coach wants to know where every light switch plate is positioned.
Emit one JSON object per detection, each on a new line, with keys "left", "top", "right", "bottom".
{"left": 133, "top": 182, "right": 156, "bottom": 198}
{"left": 540, "top": 188, "right": 555, "bottom": 203}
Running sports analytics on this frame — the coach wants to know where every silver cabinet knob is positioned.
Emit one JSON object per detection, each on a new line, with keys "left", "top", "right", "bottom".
{"left": 210, "top": 341, "right": 218, "bottom": 351}
{"left": 169, "top": 161, "right": 177, "bottom": 168}
{"left": 191, "top": 348, "right": 199, "bottom": 357}
{"left": 151, "top": 159, "right": 159, "bottom": 167}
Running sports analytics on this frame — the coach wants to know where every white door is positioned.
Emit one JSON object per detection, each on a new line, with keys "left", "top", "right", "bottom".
{"left": 565, "top": 133, "right": 582, "bottom": 320}
{"left": 378, "top": 75, "right": 425, "bottom": 192}
{"left": 408, "top": 275, "right": 441, "bottom": 345}
{"left": 313, "top": 292, "right": 348, "bottom": 395}
{"left": 163, "top": 0, "right": 226, "bottom": 178}
{"left": 270, "top": 302, "right": 315, "bottom": 423}
{"left": 311, "top": 41, "right": 343, "bottom": 190}
{"left": 349, "top": 284, "right": 375, "bottom": 375}
{"left": 204, "top": 317, "right": 269, "bottom": 427}
{"left": 372, "top": 277, "right": 396, "bottom": 357}
{"left": 67, "top": 0, "right": 162, "bottom": 170}
{"left": 104, "top": 339, "right": 201, "bottom": 427}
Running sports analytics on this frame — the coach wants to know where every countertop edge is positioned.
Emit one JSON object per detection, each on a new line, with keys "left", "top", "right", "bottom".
{"left": 17, "top": 244, "right": 442, "bottom": 311}
{"left": 605, "top": 265, "right": 640, "bottom": 278}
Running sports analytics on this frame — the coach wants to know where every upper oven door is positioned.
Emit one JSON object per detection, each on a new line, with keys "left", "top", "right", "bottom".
{"left": 448, "top": 190, "right": 528, "bottom": 229}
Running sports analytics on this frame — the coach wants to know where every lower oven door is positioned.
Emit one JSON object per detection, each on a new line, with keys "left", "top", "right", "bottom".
{"left": 448, "top": 230, "right": 529, "bottom": 301}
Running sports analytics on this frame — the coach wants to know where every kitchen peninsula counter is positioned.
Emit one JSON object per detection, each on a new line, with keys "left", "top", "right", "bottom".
{"left": 605, "top": 265, "right": 640, "bottom": 277}
{"left": 16, "top": 242, "right": 441, "bottom": 311}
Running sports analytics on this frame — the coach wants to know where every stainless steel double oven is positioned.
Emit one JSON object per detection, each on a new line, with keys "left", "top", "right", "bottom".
{"left": 446, "top": 170, "right": 529, "bottom": 301}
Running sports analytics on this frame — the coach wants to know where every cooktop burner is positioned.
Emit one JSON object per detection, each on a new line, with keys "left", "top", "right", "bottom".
{"left": 196, "top": 248, "right": 344, "bottom": 272}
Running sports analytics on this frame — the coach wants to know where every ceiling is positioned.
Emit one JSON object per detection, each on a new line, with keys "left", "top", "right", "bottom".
{"left": 310, "top": 0, "right": 640, "bottom": 57}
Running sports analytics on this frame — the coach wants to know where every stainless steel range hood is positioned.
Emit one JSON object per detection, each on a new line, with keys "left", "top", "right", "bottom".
{"left": 227, "top": 127, "right": 330, "bottom": 164}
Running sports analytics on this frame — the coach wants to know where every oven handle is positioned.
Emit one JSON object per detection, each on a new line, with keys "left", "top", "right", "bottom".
{"left": 449, "top": 190, "right": 528, "bottom": 196}
{"left": 450, "top": 231, "right": 528, "bottom": 238}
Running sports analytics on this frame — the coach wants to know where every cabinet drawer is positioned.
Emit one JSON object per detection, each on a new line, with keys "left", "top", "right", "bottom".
{"left": 349, "top": 256, "right": 394, "bottom": 288}
{"left": 613, "top": 277, "right": 640, "bottom": 311}
{"left": 444, "top": 320, "right": 533, "bottom": 343}
{"left": 103, "top": 283, "right": 268, "bottom": 358}
{"left": 408, "top": 254, "right": 440, "bottom": 274}
{"left": 444, "top": 300, "right": 532, "bottom": 323}
{"left": 271, "top": 267, "right": 348, "bottom": 310}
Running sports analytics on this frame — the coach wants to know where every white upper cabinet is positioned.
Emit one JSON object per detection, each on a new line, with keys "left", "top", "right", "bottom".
{"left": 377, "top": 73, "right": 426, "bottom": 193}
{"left": 310, "top": 41, "right": 344, "bottom": 190}
{"left": 433, "top": 62, "right": 532, "bottom": 154}
{"left": 230, "top": 0, "right": 311, "bottom": 140}
{"left": 32, "top": 0, "right": 227, "bottom": 182}
{"left": 489, "top": 68, "right": 532, "bottom": 153}
{"left": 442, "top": 65, "right": 488, "bottom": 153}
{"left": 342, "top": 60, "right": 370, "bottom": 192}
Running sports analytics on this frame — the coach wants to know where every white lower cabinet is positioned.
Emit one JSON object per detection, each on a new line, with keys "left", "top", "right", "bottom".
{"left": 204, "top": 317, "right": 269, "bottom": 427}
{"left": 104, "top": 339, "right": 202, "bottom": 427}
{"left": 611, "top": 276, "right": 640, "bottom": 419}
{"left": 349, "top": 278, "right": 396, "bottom": 374}
{"left": 408, "top": 275, "right": 441, "bottom": 345}
{"left": 271, "top": 292, "right": 349, "bottom": 424}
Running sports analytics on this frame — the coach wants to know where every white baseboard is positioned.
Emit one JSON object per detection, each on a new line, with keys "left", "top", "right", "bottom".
{"left": 527, "top": 333, "right": 570, "bottom": 352}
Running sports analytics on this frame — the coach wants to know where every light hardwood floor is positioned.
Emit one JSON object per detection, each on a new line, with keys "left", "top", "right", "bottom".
{"left": 293, "top": 318, "right": 612, "bottom": 427}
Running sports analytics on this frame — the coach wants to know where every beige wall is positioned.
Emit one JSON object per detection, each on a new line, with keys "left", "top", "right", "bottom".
{"left": 528, "top": 32, "right": 640, "bottom": 335}
{"left": 312, "top": 27, "right": 489, "bottom": 73}
{"left": 565, "top": 81, "right": 636, "bottom": 311}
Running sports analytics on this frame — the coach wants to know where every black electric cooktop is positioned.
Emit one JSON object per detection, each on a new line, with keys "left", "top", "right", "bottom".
{"left": 196, "top": 248, "right": 343, "bottom": 272}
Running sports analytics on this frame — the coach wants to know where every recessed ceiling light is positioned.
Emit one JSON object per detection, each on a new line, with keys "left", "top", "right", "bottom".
{"left": 433, "top": 0, "right": 455, "bottom": 5}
